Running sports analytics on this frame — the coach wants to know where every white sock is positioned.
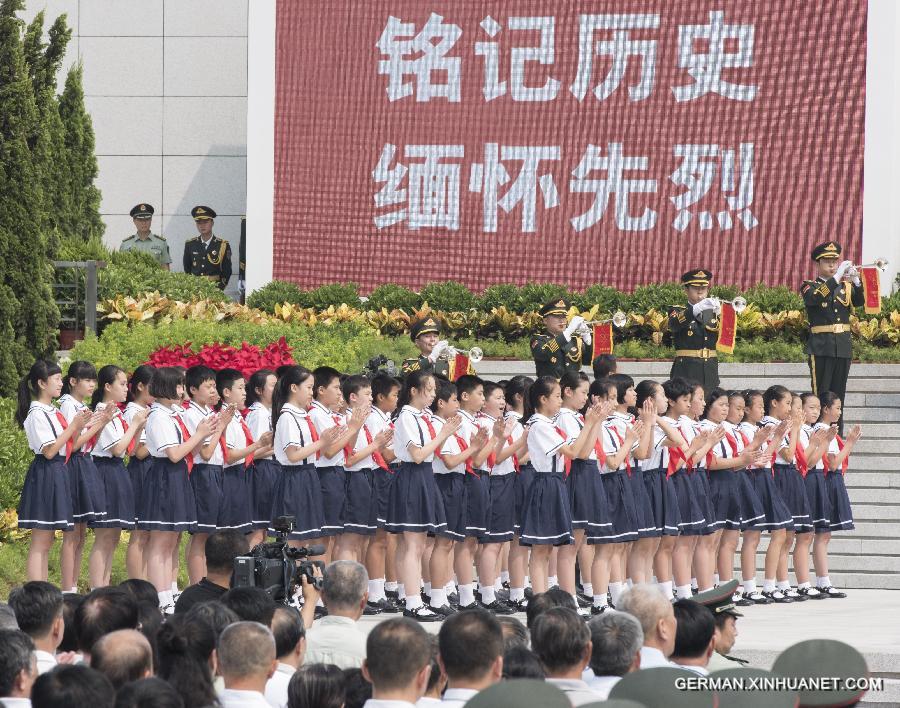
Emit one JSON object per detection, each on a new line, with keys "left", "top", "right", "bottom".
{"left": 385, "top": 580, "right": 398, "bottom": 592}
{"left": 777, "top": 580, "right": 791, "bottom": 591}
{"left": 626, "top": 578, "right": 634, "bottom": 588}
{"left": 798, "top": 581, "right": 810, "bottom": 590}
{"left": 525, "top": 575, "right": 531, "bottom": 588}
{"left": 583, "top": 583, "right": 594, "bottom": 596}
{"left": 816, "top": 576, "right": 831, "bottom": 588}
{"left": 157, "top": 590, "right": 171, "bottom": 607}
{"left": 459, "top": 583, "right": 476, "bottom": 607}
{"left": 397, "top": 584, "right": 406, "bottom": 600}
{"left": 713, "top": 573, "right": 720, "bottom": 586}
{"left": 500, "top": 570, "right": 510, "bottom": 584}
{"left": 763, "top": 578, "right": 776, "bottom": 592}
{"left": 690, "top": 577, "right": 698, "bottom": 590}
{"left": 405, "top": 594, "right": 423, "bottom": 610}
{"left": 424, "top": 582, "right": 432, "bottom": 595}
{"left": 480, "top": 585, "right": 496, "bottom": 605}
{"left": 743, "top": 578, "right": 757, "bottom": 594}
{"left": 444, "top": 581, "right": 456, "bottom": 595}
{"left": 675, "top": 584, "right": 693, "bottom": 600}
{"left": 69, "top": 587, "right": 77, "bottom": 594}
{"left": 430, "top": 588, "right": 448, "bottom": 608}
{"left": 170, "top": 581, "right": 179, "bottom": 594}
{"left": 493, "top": 578, "right": 502, "bottom": 591}
{"left": 609, "top": 582, "right": 624, "bottom": 605}
{"left": 593, "top": 593, "right": 609, "bottom": 608}
{"left": 368, "top": 579, "right": 385, "bottom": 602}
{"left": 548, "top": 575, "right": 558, "bottom": 588}
{"left": 657, "top": 580, "right": 673, "bottom": 597}
{"left": 510, "top": 587, "right": 525, "bottom": 602}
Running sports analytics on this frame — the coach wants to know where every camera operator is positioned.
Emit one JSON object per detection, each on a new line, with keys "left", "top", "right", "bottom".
{"left": 175, "top": 531, "right": 249, "bottom": 614}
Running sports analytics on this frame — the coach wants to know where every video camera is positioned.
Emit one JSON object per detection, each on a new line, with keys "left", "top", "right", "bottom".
{"left": 233, "top": 515, "right": 325, "bottom": 604}
{"left": 363, "top": 354, "right": 396, "bottom": 377}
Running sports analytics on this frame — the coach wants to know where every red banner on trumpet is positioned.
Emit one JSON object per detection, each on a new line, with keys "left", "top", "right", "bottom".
{"left": 452, "top": 353, "right": 470, "bottom": 381}
{"left": 592, "top": 323, "right": 614, "bottom": 358}
{"left": 860, "top": 267, "right": 881, "bottom": 315}
{"left": 716, "top": 302, "right": 737, "bottom": 355}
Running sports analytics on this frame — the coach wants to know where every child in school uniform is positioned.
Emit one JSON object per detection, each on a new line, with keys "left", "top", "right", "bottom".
{"left": 217, "top": 368, "right": 273, "bottom": 535}
{"left": 58, "top": 360, "right": 115, "bottom": 592}
{"left": 124, "top": 365, "right": 155, "bottom": 580}
{"left": 89, "top": 365, "right": 147, "bottom": 589}
{"left": 16, "top": 360, "right": 89, "bottom": 582}
{"left": 521, "top": 376, "right": 605, "bottom": 595}
{"left": 363, "top": 373, "right": 402, "bottom": 612}
{"left": 503, "top": 375, "right": 534, "bottom": 609}
{"left": 245, "top": 368, "right": 279, "bottom": 548}
{"left": 181, "top": 365, "right": 229, "bottom": 585}
{"left": 138, "top": 367, "right": 214, "bottom": 612}
{"left": 814, "top": 391, "right": 861, "bottom": 597}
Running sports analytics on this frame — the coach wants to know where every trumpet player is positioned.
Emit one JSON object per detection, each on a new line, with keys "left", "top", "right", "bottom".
{"left": 401, "top": 317, "right": 477, "bottom": 379}
{"left": 802, "top": 242, "right": 865, "bottom": 434}
{"left": 669, "top": 269, "right": 721, "bottom": 395}
{"left": 530, "top": 298, "right": 593, "bottom": 379}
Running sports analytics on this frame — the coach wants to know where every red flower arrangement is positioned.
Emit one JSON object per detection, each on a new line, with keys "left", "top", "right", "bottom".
{"left": 145, "top": 337, "right": 295, "bottom": 378}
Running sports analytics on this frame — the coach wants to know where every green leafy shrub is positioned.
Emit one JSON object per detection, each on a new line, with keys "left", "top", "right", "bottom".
{"left": 305, "top": 282, "right": 361, "bottom": 308}
{"left": 246, "top": 280, "right": 307, "bottom": 311}
{"left": 573, "top": 284, "right": 627, "bottom": 312}
{"left": 625, "top": 283, "right": 685, "bottom": 312}
{"left": 419, "top": 281, "right": 477, "bottom": 311}
{"left": 516, "top": 283, "right": 570, "bottom": 312}
{"left": 742, "top": 283, "right": 804, "bottom": 312}
{"left": 0, "top": 399, "right": 31, "bottom": 510}
{"left": 476, "top": 284, "right": 521, "bottom": 312}
{"left": 365, "top": 284, "right": 423, "bottom": 311}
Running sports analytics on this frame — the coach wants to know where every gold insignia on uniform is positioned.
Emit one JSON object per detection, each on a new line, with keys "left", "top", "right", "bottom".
{"left": 425, "top": 318, "right": 436, "bottom": 327}
{"left": 824, "top": 242, "right": 838, "bottom": 253}
{"left": 555, "top": 300, "right": 565, "bottom": 308}
{"left": 550, "top": 357, "right": 557, "bottom": 363}
{"left": 694, "top": 271, "right": 704, "bottom": 278}
{"left": 196, "top": 207, "right": 206, "bottom": 215}
{"left": 139, "top": 204, "right": 146, "bottom": 211}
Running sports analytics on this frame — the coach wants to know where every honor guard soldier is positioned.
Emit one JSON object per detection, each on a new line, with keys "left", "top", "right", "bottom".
{"left": 238, "top": 216, "right": 246, "bottom": 303}
{"left": 183, "top": 205, "right": 232, "bottom": 290}
{"left": 530, "top": 298, "right": 592, "bottom": 380}
{"left": 669, "top": 270, "right": 720, "bottom": 395}
{"left": 120, "top": 203, "right": 171, "bottom": 269}
{"left": 802, "top": 241, "right": 864, "bottom": 433}
{"left": 695, "top": 580, "right": 750, "bottom": 673}
{"left": 401, "top": 318, "right": 475, "bottom": 379}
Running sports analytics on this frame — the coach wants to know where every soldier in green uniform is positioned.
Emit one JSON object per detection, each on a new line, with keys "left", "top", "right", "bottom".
{"left": 119, "top": 203, "right": 171, "bottom": 269}
{"left": 669, "top": 270, "right": 720, "bottom": 395}
{"left": 694, "top": 580, "right": 751, "bottom": 672}
{"left": 530, "top": 298, "right": 592, "bottom": 380}
{"left": 802, "top": 241, "right": 864, "bottom": 434}
{"left": 182, "top": 205, "right": 232, "bottom": 290}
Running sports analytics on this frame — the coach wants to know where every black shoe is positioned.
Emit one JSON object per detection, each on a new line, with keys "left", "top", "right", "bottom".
{"left": 761, "top": 590, "right": 794, "bottom": 604}
{"left": 524, "top": 587, "right": 534, "bottom": 600}
{"left": 458, "top": 602, "right": 478, "bottom": 611}
{"left": 378, "top": 597, "right": 402, "bottom": 613}
{"left": 818, "top": 585, "right": 847, "bottom": 598}
{"left": 448, "top": 592, "right": 460, "bottom": 607}
{"left": 479, "top": 599, "right": 515, "bottom": 615}
{"left": 691, "top": 587, "right": 699, "bottom": 596}
{"left": 507, "top": 598, "right": 528, "bottom": 612}
{"left": 403, "top": 605, "right": 442, "bottom": 622}
{"left": 420, "top": 591, "right": 431, "bottom": 605}
{"left": 784, "top": 588, "right": 807, "bottom": 602}
{"left": 734, "top": 595, "right": 754, "bottom": 607}
{"left": 496, "top": 588, "right": 510, "bottom": 603}
{"left": 364, "top": 601, "right": 384, "bottom": 616}
{"left": 502, "top": 580, "right": 511, "bottom": 591}
{"left": 429, "top": 604, "right": 457, "bottom": 617}
{"left": 591, "top": 605, "right": 611, "bottom": 616}
{"left": 385, "top": 588, "right": 400, "bottom": 601}
{"left": 575, "top": 592, "right": 592, "bottom": 608}
{"left": 742, "top": 591, "right": 771, "bottom": 605}
{"left": 796, "top": 586, "right": 827, "bottom": 600}
{"left": 313, "top": 606, "right": 329, "bottom": 619}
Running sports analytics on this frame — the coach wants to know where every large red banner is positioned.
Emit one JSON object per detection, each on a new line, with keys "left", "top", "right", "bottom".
{"left": 273, "top": 1, "right": 866, "bottom": 292}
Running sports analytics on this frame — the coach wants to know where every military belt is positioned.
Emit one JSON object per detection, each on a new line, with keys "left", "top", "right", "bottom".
{"left": 675, "top": 348, "right": 717, "bottom": 359}
{"left": 810, "top": 324, "right": 850, "bottom": 334}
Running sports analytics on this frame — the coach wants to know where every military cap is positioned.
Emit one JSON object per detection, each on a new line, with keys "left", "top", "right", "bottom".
{"left": 710, "top": 667, "right": 799, "bottom": 708}
{"left": 772, "top": 639, "right": 869, "bottom": 707}
{"left": 409, "top": 317, "right": 441, "bottom": 342}
{"left": 610, "top": 667, "right": 716, "bottom": 707}
{"left": 811, "top": 241, "right": 842, "bottom": 261}
{"left": 540, "top": 298, "right": 570, "bottom": 317}
{"left": 694, "top": 579, "right": 743, "bottom": 619}
{"left": 130, "top": 203, "right": 154, "bottom": 218}
{"left": 681, "top": 269, "right": 713, "bottom": 287}
{"left": 464, "top": 679, "right": 571, "bottom": 708}
{"left": 191, "top": 205, "right": 217, "bottom": 220}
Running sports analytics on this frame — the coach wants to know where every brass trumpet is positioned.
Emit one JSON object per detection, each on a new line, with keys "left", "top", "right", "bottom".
{"left": 576, "top": 311, "right": 628, "bottom": 336}
{"left": 846, "top": 258, "right": 888, "bottom": 278}
{"left": 439, "top": 346, "right": 484, "bottom": 364}
{"left": 710, "top": 296, "right": 747, "bottom": 315}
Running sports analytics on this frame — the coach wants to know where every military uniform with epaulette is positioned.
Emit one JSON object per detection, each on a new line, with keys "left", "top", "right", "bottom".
{"left": 400, "top": 317, "right": 475, "bottom": 380}
{"left": 530, "top": 298, "right": 592, "bottom": 380}
{"left": 694, "top": 580, "right": 751, "bottom": 673}
{"left": 669, "top": 269, "right": 720, "bottom": 394}
{"left": 120, "top": 203, "right": 171, "bottom": 267}
{"left": 183, "top": 205, "right": 232, "bottom": 290}
{"left": 802, "top": 241, "right": 865, "bottom": 433}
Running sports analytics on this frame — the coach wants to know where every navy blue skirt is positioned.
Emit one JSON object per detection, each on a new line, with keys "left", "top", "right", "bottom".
{"left": 219, "top": 464, "right": 253, "bottom": 532}
{"left": 692, "top": 467, "right": 719, "bottom": 534}
{"left": 568, "top": 459, "right": 612, "bottom": 536}
{"left": 435, "top": 473, "right": 466, "bottom": 540}
{"left": 91, "top": 456, "right": 135, "bottom": 529}
{"left": 707, "top": 468, "right": 766, "bottom": 531}
{"left": 629, "top": 465, "right": 661, "bottom": 538}
{"left": 270, "top": 463, "right": 325, "bottom": 540}
{"left": 484, "top": 473, "right": 516, "bottom": 543}
{"left": 317, "top": 465, "right": 346, "bottom": 537}
{"left": 385, "top": 462, "right": 447, "bottom": 535}
{"left": 642, "top": 467, "right": 681, "bottom": 536}
{"left": 513, "top": 463, "right": 536, "bottom": 532}
{"left": 590, "top": 470, "right": 639, "bottom": 544}
{"left": 18, "top": 455, "right": 74, "bottom": 531}
{"left": 803, "top": 468, "right": 832, "bottom": 532}
{"left": 464, "top": 471, "right": 489, "bottom": 538}
{"left": 745, "top": 468, "right": 793, "bottom": 531}
{"left": 373, "top": 466, "right": 397, "bottom": 528}
{"left": 69, "top": 452, "right": 105, "bottom": 524}
{"left": 136, "top": 458, "right": 197, "bottom": 533}
{"left": 519, "top": 472, "right": 573, "bottom": 546}
{"left": 250, "top": 458, "right": 281, "bottom": 530}
{"left": 343, "top": 468, "right": 377, "bottom": 536}
{"left": 189, "top": 463, "right": 223, "bottom": 534}
{"left": 773, "top": 464, "right": 813, "bottom": 533}
{"left": 825, "top": 470, "right": 854, "bottom": 530}
{"left": 127, "top": 455, "right": 153, "bottom": 524}
{"left": 670, "top": 470, "right": 709, "bottom": 536}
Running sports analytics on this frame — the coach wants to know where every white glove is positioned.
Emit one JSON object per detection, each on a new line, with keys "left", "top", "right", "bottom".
{"left": 580, "top": 327, "right": 593, "bottom": 346}
{"left": 563, "top": 316, "right": 585, "bottom": 341}
{"left": 835, "top": 260, "right": 852, "bottom": 282}
{"left": 692, "top": 298, "right": 717, "bottom": 316}
{"left": 429, "top": 340, "right": 449, "bottom": 363}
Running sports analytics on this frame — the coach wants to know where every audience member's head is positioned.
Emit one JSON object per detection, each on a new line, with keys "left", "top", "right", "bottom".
{"left": 588, "top": 611, "right": 643, "bottom": 677}
{"left": 342, "top": 666, "right": 373, "bottom": 708}
{"left": 496, "top": 615, "right": 529, "bottom": 650}
{"left": 217, "top": 621, "right": 277, "bottom": 690}
{"left": 322, "top": 560, "right": 368, "bottom": 618}
{"left": 205, "top": 530, "right": 249, "bottom": 581}
{"left": 75, "top": 588, "right": 139, "bottom": 658}
{"left": 501, "top": 646, "right": 546, "bottom": 680}
{"left": 530, "top": 607, "right": 592, "bottom": 678}
{"left": 712, "top": 607, "right": 740, "bottom": 656}
{"left": 31, "top": 664, "right": 115, "bottom": 708}
{"left": 421, "top": 635, "right": 445, "bottom": 701}
{"left": 363, "top": 618, "right": 432, "bottom": 701}
{"left": 184, "top": 600, "right": 239, "bottom": 639}
{"left": 525, "top": 587, "right": 577, "bottom": 630}
{"left": 671, "top": 600, "right": 715, "bottom": 667}
{"left": 0, "top": 603, "right": 20, "bottom": 630}
{"left": 59, "top": 594, "right": 84, "bottom": 652}
{"left": 221, "top": 587, "right": 276, "bottom": 627}
{"left": 90, "top": 629, "right": 153, "bottom": 689}
{"left": 135, "top": 601, "right": 163, "bottom": 668}
{"left": 0, "top": 629, "right": 36, "bottom": 699}
{"left": 286, "top": 663, "right": 345, "bottom": 708}
{"left": 8, "top": 581, "right": 63, "bottom": 650}
{"left": 438, "top": 608, "right": 503, "bottom": 689}
{"left": 114, "top": 677, "right": 185, "bottom": 708}
{"left": 156, "top": 613, "right": 218, "bottom": 708}
{"left": 117, "top": 579, "right": 160, "bottom": 608}
{"left": 272, "top": 605, "right": 306, "bottom": 667}
{"left": 617, "top": 584, "right": 677, "bottom": 657}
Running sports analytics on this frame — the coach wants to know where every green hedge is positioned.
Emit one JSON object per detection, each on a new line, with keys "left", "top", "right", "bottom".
{"left": 0, "top": 399, "right": 30, "bottom": 511}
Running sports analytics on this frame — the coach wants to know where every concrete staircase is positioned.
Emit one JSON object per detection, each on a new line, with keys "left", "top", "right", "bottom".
{"left": 478, "top": 360, "right": 900, "bottom": 591}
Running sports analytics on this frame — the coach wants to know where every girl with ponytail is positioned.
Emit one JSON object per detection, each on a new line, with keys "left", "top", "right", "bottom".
{"left": 124, "top": 365, "right": 155, "bottom": 579}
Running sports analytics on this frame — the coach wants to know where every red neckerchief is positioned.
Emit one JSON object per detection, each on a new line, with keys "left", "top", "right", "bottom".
{"left": 724, "top": 431, "right": 739, "bottom": 457}
{"left": 506, "top": 434, "right": 520, "bottom": 473}
{"left": 116, "top": 411, "right": 137, "bottom": 456}
{"left": 793, "top": 431, "right": 809, "bottom": 477}
{"left": 609, "top": 425, "right": 632, "bottom": 476}
{"left": 305, "top": 416, "right": 321, "bottom": 459}
{"left": 54, "top": 411, "right": 74, "bottom": 463}
{"left": 552, "top": 425, "right": 572, "bottom": 477}
{"left": 174, "top": 414, "right": 194, "bottom": 475}
{"left": 181, "top": 400, "right": 190, "bottom": 410}
{"left": 576, "top": 413, "right": 607, "bottom": 466}
{"left": 332, "top": 413, "right": 353, "bottom": 463}
{"left": 363, "top": 424, "right": 390, "bottom": 472}
{"left": 452, "top": 433, "right": 477, "bottom": 476}
{"left": 824, "top": 435, "right": 849, "bottom": 476}
{"left": 667, "top": 446, "right": 686, "bottom": 478}
{"left": 239, "top": 416, "right": 255, "bottom": 467}
{"left": 476, "top": 414, "right": 497, "bottom": 469}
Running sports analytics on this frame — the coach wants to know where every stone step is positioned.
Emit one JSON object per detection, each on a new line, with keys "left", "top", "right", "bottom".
{"left": 840, "top": 457, "right": 900, "bottom": 472}
{"left": 845, "top": 408, "right": 900, "bottom": 422}
{"left": 849, "top": 505, "right": 900, "bottom": 521}
{"left": 826, "top": 538, "right": 899, "bottom": 555}
{"left": 850, "top": 522, "right": 900, "bottom": 537}
{"left": 742, "top": 554, "right": 900, "bottom": 573}
{"left": 827, "top": 422, "right": 900, "bottom": 438}
{"left": 849, "top": 488, "right": 900, "bottom": 504}
{"left": 851, "top": 439, "right": 900, "bottom": 454}
{"left": 846, "top": 472, "right": 900, "bottom": 486}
